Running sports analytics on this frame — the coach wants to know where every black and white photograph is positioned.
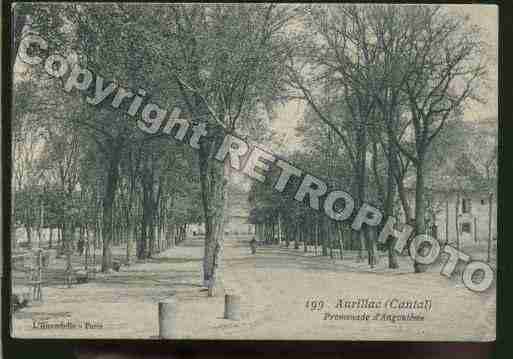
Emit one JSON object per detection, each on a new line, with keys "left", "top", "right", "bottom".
{"left": 8, "top": 3, "right": 497, "bottom": 341}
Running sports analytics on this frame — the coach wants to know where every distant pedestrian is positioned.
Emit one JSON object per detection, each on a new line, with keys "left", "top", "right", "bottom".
{"left": 77, "top": 237, "right": 85, "bottom": 256}
{"left": 249, "top": 237, "right": 257, "bottom": 254}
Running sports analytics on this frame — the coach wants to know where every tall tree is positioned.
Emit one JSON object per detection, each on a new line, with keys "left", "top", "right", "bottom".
{"left": 287, "top": 5, "right": 383, "bottom": 265}
{"left": 140, "top": 4, "right": 294, "bottom": 293}
{"left": 382, "top": 6, "right": 487, "bottom": 272}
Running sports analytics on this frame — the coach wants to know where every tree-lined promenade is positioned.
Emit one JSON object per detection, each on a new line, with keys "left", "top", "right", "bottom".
{"left": 12, "top": 4, "right": 496, "bottom": 301}
{"left": 12, "top": 234, "right": 496, "bottom": 340}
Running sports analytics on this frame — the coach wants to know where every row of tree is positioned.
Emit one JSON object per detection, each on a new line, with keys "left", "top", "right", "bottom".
{"left": 249, "top": 5, "right": 496, "bottom": 270}
{"left": 11, "top": 4, "right": 495, "bottom": 293}
{"left": 12, "top": 4, "right": 299, "bottom": 294}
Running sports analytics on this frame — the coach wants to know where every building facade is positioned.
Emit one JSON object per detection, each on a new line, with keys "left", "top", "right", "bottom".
{"left": 224, "top": 184, "right": 254, "bottom": 235}
{"left": 404, "top": 189, "right": 497, "bottom": 244}
{"left": 189, "top": 182, "right": 254, "bottom": 236}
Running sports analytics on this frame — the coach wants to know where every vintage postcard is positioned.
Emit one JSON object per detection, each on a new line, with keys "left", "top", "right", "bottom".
{"left": 9, "top": 3, "right": 497, "bottom": 341}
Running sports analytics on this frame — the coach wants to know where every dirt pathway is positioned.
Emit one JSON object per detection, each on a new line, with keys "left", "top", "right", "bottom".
{"left": 13, "top": 236, "right": 495, "bottom": 341}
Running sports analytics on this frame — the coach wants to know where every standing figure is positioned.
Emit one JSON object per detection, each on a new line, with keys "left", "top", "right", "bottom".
{"left": 77, "top": 237, "right": 85, "bottom": 256}
{"left": 249, "top": 237, "right": 257, "bottom": 255}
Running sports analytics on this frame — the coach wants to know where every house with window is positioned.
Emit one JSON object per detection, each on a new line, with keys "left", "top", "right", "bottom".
{"left": 189, "top": 178, "right": 254, "bottom": 236}
{"left": 224, "top": 181, "right": 254, "bottom": 235}
{"left": 402, "top": 118, "right": 497, "bottom": 244}
{"left": 403, "top": 175, "right": 497, "bottom": 245}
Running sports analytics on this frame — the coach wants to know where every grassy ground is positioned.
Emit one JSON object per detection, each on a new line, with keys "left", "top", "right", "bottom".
{"left": 12, "top": 235, "right": 496, "bottom": 340}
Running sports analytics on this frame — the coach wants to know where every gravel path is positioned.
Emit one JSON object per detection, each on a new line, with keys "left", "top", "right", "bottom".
{"left": 12, "top": 236, "right": 495, "bottom": 341}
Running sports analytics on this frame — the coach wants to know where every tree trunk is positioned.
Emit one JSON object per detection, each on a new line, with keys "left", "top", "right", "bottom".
{"left": 85, "top": 225, "right": 90, "bottom": 271}
{"left": 48, "top": 227, "right": 53, "bottom": 249}
{"left": 321, "top": 217, "right": 328, "bottom": 256}
{"left": 57, "top": 225, "right": 62, "bottom": 254}
{"left": 356, "top": 114, "right": 371, "bottom": 263}
{"left": 303, "top": 222, "right": 308, "bottom": 253}
{"left": 487, "top": 193, "right": 493, "bottom": 263}
{"left": 101, "top": 142, "right": 122, "bottom": 272}
{"left": 63, "top": 222, "right": 73, "bottom": 287}
{"left": 147, "top": 174, "right": 161, "bottom": 258}
{"left": 169, "top": 224, "right": 176, "bottom": 247}
{"left": 329, "top": 221, "right": 334, "bottom": 259}
{"left": 474, "top": 217, "right": 477, "bottom": 243}
{"left": 385, "top": 177, "right": 399, "bottom": 269}
{"left": 397, "top": 179, "right": 412, "bottom": 224}
{"left": 414, "top": 160, "right": 427, "bottom": 273}
{"left": 138, "top": 215, "right": 147, "bottom": 260}
{"left": 24, "top": 225, "right": 32, "bottom": 248}
{"left": 385, "top": 149, "right": 398, "bottom": 269}
{"left": 358, "top": 231, "right": 366, "bottom": 262}
{"left": 387, "top": 237, "right": 398, "bottom": 268}
{"left": 337, "top": 222, "right": 344, "bottom": 260}
{"left": 126, "top": 215, "right": 132, "bottom": 265}
{"left": 294, "top": 223, "right": 300, "bottom": 249}
{"left": 199, "top": 126, "right": 227, "bottom": 295}
{"left": 445, "top": 196, "right": 449, "bottom": 245}
{"left": 277, "top": 213, "right": 282, "bottom": 245}
{"left": 314, "top": 220, "right": 319, "bottom": 256}
{"left": 365, "top": 225, "right": 378, "bottom": 267}
{"left": 455, "top": 192, "right": 460, "bottom": 251}
{"left": 147, "top": 214, "right": 155, "bottom": 258}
